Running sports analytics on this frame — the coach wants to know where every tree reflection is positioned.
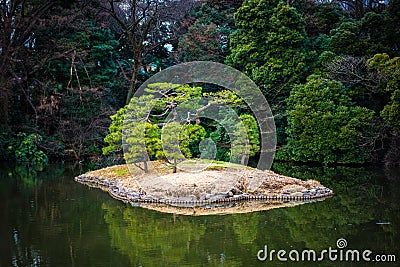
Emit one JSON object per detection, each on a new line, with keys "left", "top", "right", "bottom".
{"left": 102, "top": 203, "right": 207, "bottom": 266}
{"left": 274, "top": 163, "right": 400, "bottom": 253}
{"left": 0, "top": 162, "right": 398, "bottom": 267}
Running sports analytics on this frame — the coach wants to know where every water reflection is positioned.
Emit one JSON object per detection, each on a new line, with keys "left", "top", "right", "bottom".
{"left": 102, "top": 164, "right": 400, "bottom": 266}
{"left": 0, "top": 163, "right": 132, "bottom": 267}
{"left": 0, "top": 163, "right": 398, "bottom": 266}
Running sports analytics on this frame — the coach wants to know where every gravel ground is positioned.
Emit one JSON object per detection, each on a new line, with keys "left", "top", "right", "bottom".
{"left": 75, "top": 163, "right": 333, "bottom": 215}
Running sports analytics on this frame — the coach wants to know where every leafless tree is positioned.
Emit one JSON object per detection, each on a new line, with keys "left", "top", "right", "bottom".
{"left": 332, "top": 0, "right": 387, "bottom": 19}
{"left": 326, "top": 56, "right": 388, "bottom": 92}
{"left": 94, "top": 0, "right": 195, "bottom": 105}
{"left": 0, "top": 1, "right": 56, "bottom": 126}
{"left": 0, "top": 1, "right": 78, "bottom": 127}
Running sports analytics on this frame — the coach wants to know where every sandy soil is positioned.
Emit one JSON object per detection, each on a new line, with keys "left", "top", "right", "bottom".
{"left": 76, "top": 162, "right": 332, "bottom": 215}
{"left": 86, "top": 163, "right": 322, "bottom": 195}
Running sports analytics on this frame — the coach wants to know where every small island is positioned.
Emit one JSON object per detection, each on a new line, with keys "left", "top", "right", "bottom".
{"left": 75, "top": 161, "right": 333, "bottom": 215}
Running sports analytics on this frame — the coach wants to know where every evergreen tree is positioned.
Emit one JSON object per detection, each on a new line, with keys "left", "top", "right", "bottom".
{"left": 227, "top": 1, "right": 309, "bottom": 98}
{"left": 122, "top": 94, "right": 159, "bottom": 172}
{"left": 227, "top": 1, "right": 310, "bottom": 144}
{"left": 385, "top": 0, "right": 400, "bottom": 55}
{"left": 367, "top": 53, "right": 400, "bottom": 166}
{"left": 178, "top": 0, "right": 240, "bottom": 63}
{"left": 183, "top": 124, "right": 207, "bottom": 158}
{"left": 231, "top": 114, "right": 260, "bottom": 164}
{"left": 103, "top": 107, "right": 127, "bottom": 155}
{"left": 368, "top": 54, "right": 400, "bottom": 130}
{"left": 161, "top": 122, "right": 189, "bottom": 173}
{"left": 282, "top": 75, "right": 376, "bottom": 164}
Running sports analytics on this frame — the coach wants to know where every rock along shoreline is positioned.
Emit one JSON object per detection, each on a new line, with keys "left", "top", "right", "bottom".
{"left": 74, "top": 165, "right": 333, "bottom": 208}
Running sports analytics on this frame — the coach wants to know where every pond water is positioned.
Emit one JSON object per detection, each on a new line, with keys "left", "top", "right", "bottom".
{"left": 0, "top": 162, "right": 399, "bottom": 267}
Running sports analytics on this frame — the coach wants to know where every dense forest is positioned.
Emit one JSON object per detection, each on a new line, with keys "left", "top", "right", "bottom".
{"left": 1, "top": 0, "right": 399, "bottom": 171}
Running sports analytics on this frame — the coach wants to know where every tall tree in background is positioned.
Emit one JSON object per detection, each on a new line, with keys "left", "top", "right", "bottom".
{"left": 292, "top": 0, "right": 344, "bottom": 41}
{"left": 368, "top": 54, "right": 400, "bottom": 130}
{"left": 282, "top": 75, "right": 376, "bottom": 164}
{"left": 178, "top": 0, "right": 242, "bottom": 63}
{"left": 0, "top": 1, "right": 122, "bottom": 159}
{"left": 227, "top": 0, "right": 310, "bottom": 143}
{"left": 0, "top": 0, "right": 58, "bottom": 126}
{"left": 368, "top": 53, "right": 400, "bottom": 166}
{"left": 228, "top": 1, "right": 309, "bottom": 98}
{"left": 94, "top": 0, "right": 194, "bottom": 104}
{"left": 384, "top": 0, "right": 400, "bottom": 55}
{"left": 334, "top": 0, "right": 387, "bottom": 19}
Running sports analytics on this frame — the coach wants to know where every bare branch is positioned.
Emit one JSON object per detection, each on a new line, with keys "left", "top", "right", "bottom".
{"left": 326, "top": 56, "right": 388, "bottom": 92}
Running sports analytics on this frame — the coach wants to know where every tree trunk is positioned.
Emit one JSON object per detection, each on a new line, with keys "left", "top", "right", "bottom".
{"left": 354, "top": 0, "right": 364, "bottom": 19}
{"left": 143, "top": 152, "right": 149, "bottom": 173}
{"left": 173, "top": 157, "right": 177, "bottom": 173}
{"left": 0, "top": 78, "right": 9, "bottom": 126}
{"left": 125, "top": 45, "right": 141, "bottom": 105}
{"left": 126, "top": 65, "right": 137, "bottom": 105}
{"left": 143, "top": 160, "right": 148, "bottom": 173}
{"left": 241, "top": 154, "right": 247, "bottom": 165}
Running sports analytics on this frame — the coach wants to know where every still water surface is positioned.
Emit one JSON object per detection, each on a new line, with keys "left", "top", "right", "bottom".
{"left": 0, "top": 163, "right": 399, "bottom": 266}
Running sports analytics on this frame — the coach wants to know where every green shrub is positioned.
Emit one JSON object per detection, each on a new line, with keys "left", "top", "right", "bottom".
{"left": 15, "top": 133, "right": 48, "bottom": 171}
{"left": 283, "top": 75, "right": 376, "bottom": 164}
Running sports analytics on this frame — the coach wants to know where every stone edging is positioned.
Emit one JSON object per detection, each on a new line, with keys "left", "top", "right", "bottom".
{"left": 75, "top": 174, "right": 333, "bottom": 207}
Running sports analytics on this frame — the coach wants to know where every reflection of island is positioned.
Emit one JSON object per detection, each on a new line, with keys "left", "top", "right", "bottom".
{"left": 1, "top": 163, "right": 398, "bottom": 267}
{"left": 75, "top": 161, "right": 333, "bottom": 214}
{"left": 100, "top": 165, "right": 400, "bottom": 267}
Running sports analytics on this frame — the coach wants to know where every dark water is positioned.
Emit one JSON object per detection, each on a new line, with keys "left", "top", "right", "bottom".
{"left": 0, "top": 163, "right": 399, "bottom": 267}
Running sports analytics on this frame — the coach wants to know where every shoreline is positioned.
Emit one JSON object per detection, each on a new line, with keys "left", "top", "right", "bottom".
{"left": 74, "top": 163, "right": 333, "bottom": 214}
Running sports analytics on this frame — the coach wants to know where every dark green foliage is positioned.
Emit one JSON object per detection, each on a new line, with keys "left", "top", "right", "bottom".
{"left": 15, "top": 133, "right": 48, "bottom": 171}
{"left": 227, "top": 1, "right": 309, "bottom": 96}
{"left": 207, "top": 113, "right": 260, "bottom": 163}
{"left": 103, "top": 83, "right": 260, "bottom": 168}
{"left": 385, "top": 0, "right": 400, "bottom": 55}
{"left": 44, "top": 24, "right": 120, "bottom": 94}
{"left": 323, "top": 0, "right": 400, "bottom": 58}
{"left": 367, "top": 54, "right": 400, "bottom": 130}
{"left": 2, "top": 0, "right": 400, "bottom": 168}
{"left": 360, "top": 12, "right": 391, "bottom": 55}
{"left": 328, "top": 13, "right": 390, "bottom": 57}
{"left": 209, "top": 123, "right": 232, "bottom": 162}
{"left": 36, "top": 23, "right": 120, "bottom": 159}
{"left": 184, "top": 124, "right": 207, "bottom": 158}
{"left": 293, "top": 0, "right": 345, "bottom": 39}
{"left": 0, "top": 127, "right": 17, "bottom": 161}
{"left": 178, "top": 0, "right": 239, "bottom": 62}
{"left": 281, "top": 75, "right": 376, "bottom": 164}
{"left": 103, "top": 107, "right": 127, "bottom": 155}
{"left": 227, "top": 0, "right": 314, "bottom": 147}
{"left": 227, "top": 1, "right": 311, "bottom": 145}
{"left": 231, "top": 114, "right": 260, "bottom": 164}
{"left": 365, "top": 53, "right": 400, "bottom": 165}
{"left": 328, "top": 20, "right": 364, "bottom": 56}
{"left": 381, "top": 89, "right": 400, "bottom": 129}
